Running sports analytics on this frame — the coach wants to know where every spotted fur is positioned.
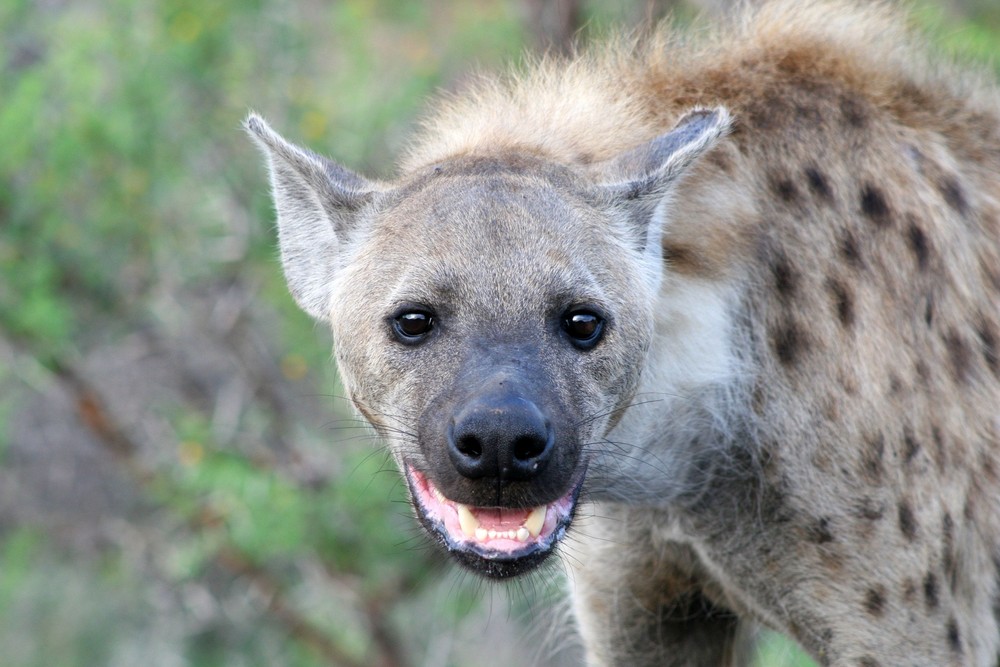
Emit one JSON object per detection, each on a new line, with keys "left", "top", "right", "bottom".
{"left": 248, "top": 1, "right": 1000, "bottom": 664}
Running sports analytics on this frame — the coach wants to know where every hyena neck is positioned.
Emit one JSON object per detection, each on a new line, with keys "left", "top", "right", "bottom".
{"left": 592, "top": 275, "right": 754, "bottom": 506}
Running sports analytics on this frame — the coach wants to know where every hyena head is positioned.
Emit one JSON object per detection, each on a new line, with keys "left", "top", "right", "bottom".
{"left": 246, "top": 108, "right": 731, "bottom": 578}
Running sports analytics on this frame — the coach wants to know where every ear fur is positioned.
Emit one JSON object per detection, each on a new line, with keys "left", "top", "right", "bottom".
{"left": 595, "top": 107, "right": 732, "bottom": 253}
{"left": 244, "top": 112, "right": 375, "bottom": 321}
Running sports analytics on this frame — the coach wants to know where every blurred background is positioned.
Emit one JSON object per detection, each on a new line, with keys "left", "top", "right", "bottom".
{"left": 0, "top": 0, "right": 997, "bottom": 665}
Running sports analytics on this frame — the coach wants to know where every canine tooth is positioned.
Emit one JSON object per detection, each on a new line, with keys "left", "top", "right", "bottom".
{"left": 525, "top": 505, "right": 547, "bottom": 537}
{"left": 457, "top": 504, "right": 479, "bottom": 537}
{"left": 488, "top": 529, "right": 497, "bottom": 539}
{"left": 516, "top": 527, "right": 530, "bottom": 542}
{"left": 475, "top": 527, "right": 487, "bottom": 541}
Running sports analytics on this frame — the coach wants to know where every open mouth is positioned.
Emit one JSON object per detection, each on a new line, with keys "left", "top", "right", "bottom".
{"left": 404, "top": 464, "right": 584, "bottom": 578}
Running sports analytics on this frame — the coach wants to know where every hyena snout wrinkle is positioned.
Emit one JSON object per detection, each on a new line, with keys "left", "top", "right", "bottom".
{"left": 447, "top": 390, "right": 555, "bottom": 482}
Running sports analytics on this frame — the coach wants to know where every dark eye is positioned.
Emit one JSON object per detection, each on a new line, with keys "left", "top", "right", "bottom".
{"left": 562, "top": 309, "right": 605, "bottom": 349}
{"left": 392, "top": 310, "right": 434, "bottom": 343}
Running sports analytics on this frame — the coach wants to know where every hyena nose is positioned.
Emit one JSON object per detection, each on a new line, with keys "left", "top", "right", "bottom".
{"left": 448, "top": 394, "right": 554, "bottom": 481}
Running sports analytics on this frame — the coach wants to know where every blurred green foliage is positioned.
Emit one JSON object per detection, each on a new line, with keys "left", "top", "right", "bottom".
{"left": 0, "top": 0, "right": 997, "bottom": 665}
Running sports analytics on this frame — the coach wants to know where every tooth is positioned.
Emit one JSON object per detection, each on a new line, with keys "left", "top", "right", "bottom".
{"left": 488, "top": 529, "right": 497, "bottom": 539}
{"left": 525, "top": 505, "right": 547, "bottom": 537}
{"left": 475, "top": 527, "right": 487, "bottom": 541}
{"left": 457, "top": 504, "right": 478, "bottom": 538}
{"left": 516, "top": 527, "right": 530, "bottom": 542}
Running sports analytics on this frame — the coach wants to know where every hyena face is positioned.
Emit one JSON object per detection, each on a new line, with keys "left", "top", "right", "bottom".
{"left": 247, "top": 109, "right": 730, "bottom": 578}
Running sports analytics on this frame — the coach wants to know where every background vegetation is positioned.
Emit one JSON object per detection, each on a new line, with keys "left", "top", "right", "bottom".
{"left": 0, "top": 1, "right": 996, "bottom": 665}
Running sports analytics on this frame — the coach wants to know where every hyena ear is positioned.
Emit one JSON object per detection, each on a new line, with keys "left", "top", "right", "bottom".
{"left": 244, "top": 112, "right": 377, "bottom": 321}
{"left": 594, "top": 107, "right": 732, "bottom": 253}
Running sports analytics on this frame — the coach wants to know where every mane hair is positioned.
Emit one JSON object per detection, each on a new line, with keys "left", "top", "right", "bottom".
{"left": 401, "top": 0, "right": 999, "bottom": 173}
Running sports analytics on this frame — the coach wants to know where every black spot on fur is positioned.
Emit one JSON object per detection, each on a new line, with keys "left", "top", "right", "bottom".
{"left": 939, "top": 177, "right": 969, "bottom": 217}
{"left": 898, "top": 500, "right": 918, "bottom": 541}
{"left": 943, "top": 513, "right": 956, "bottom": 589}
{"left": 772, "top": 177, "right": 800, "bottom": 204}
{"left": 856, "top": 496, "right": 885, "bottom": 521}
{"left": 915, "top": 360, "right": 931, "bottom": 387}
{"left": 772, "top": 252, "right": 798, "bottom": 299}
{"left": 976, "top": 319, "right": 1000, "bottom": 378}
{"left": 861, "top": 433, "right": 885, "bottom": 484}
{"left": 808, "top": 517, "right": 835, "bottom": 544}
{"left": 932, "top": 426, "right": 947, "bottom": 472}
{"left": 924, "top": 295, "right": 934, "bottom": 328}
{"left": 947, "top": 617, "right": 962, "bottom": 653}
{"left": 944, "top": 330, "right": 973, "bottom": 383}
{"left": 839, "top": 231, "right": 864, "bottom": 269}
{"left": 827, "top": 279, "right": 855, "bottom": 328}
{"left": 907, "top": 219, "right": 930, "bottom": 270}
{"left": 903, "top": 428, "right": 921, "bottom": 465}
{"left": 924, "top": 571, "right": 940, "bottom": 610}
{"left": 859, "top": 657, "right": 881, "bottom": 667}
{"left": 805, "top": 167, "right": 834, "bottom": 201}
{"left": 860, "top": 184, "right": 891, "bottom": 226}
{"left": 864, "top": 586, "right": 887, "bottom": 616}
{"left": 840, "top": 94, "right": 868, "bottom": 128}
{"left": 772, "top": 320, "right": 805, "bottom": 366}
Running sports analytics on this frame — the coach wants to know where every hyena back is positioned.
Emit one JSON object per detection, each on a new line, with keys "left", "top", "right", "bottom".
{"left": 247, "top": 1, "right": 1000, "bottom": 665}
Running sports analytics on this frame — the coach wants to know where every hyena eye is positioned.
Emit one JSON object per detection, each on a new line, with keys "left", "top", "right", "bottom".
{"left": 392, "top": 310, "right": 434, "bottom": 343}
{"left": 562, "top": 309, "right": 605, "bottom": 349}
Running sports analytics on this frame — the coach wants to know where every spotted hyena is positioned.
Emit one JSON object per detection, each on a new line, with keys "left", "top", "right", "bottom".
{"left": 246, "top": 1, "right": 1000, "bottom": 664}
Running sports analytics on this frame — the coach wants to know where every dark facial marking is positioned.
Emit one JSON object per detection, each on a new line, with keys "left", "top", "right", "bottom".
{"left": 860, "top": 184, "right": 891, "bottom": 226}
{"left": 898, "top": 500, "right": 918, "bottom": 542}
{"left": 923, "top": 571, "right": 940, "bottom": 610}
{"left": 864, "top": 585, "right": 887, "bottom": 616}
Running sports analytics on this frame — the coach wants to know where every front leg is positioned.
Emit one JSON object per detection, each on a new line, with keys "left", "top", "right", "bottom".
{"left": 565, "top": 506, "right": 751, "bottom": 667}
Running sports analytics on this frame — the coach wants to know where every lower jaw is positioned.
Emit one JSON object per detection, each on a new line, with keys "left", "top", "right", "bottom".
{"left": 405, "top": 466, "right": 585, "bottom": 579}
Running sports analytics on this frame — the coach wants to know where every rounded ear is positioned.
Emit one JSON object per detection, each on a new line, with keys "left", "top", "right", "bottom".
{"left": 244, "top": 113, "right": 378, "bottom": 321}
{"left": 594, "top": 107, "right": 733, "bottom": 253}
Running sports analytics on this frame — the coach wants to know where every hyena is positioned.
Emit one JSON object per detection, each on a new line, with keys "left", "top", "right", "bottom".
{"left": 246, "top": 1, "right": 1000, "bottom": 664}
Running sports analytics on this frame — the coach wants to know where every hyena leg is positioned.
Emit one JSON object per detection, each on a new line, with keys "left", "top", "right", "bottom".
{"left": 566, "top": 513, "right": 751, "bottom": 667}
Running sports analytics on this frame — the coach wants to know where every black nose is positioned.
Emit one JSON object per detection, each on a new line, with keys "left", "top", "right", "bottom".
{"left": 448, "top": 393, "right": 554, "bottom": 481}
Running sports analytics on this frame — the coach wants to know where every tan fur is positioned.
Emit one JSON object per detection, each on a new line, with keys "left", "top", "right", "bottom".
{"left": 248, "top": 1, "right": 1000, "bottom": 665}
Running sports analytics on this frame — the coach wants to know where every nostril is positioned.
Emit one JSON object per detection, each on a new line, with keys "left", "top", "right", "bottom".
{"left": 456, "top": 434, "right": 483, "bottom": 459}
{"left": 512, "top": 435, "right": 546, "bottom": 462}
